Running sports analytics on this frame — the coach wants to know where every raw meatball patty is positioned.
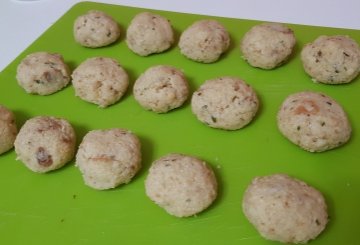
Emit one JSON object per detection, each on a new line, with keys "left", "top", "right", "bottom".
{"left": 74, "top": 10, "right": 120, "bottom": 48}
{"left": 240, "top": 22, "right": 296, "bottom": 69}
{"left": 145, "top": 153, "right": 218, "bottom": 217}
{"left": 243, "top": 174, "right": 328, "bottom": 244}
{"left": 14, "top": 116, "right": 76, "bottom": 173}
{"left": 0, "top": 105, "right": 17, "bottom": 154}
{"left": 191, "top": 76, "right": 259, "bottom": 130}
{"left": 179, "top": 19, "right": 230, "bottom": 63}
{"left": 301, "top": 35, "right": 360, "bottom": 84}
{"left": 277, "top": 91, "right": 351, "bottom": 152}
{"left": 126, "top": 12, "right": 174, "bottom": 56}
{"left": 16, "top": 52, "right": 70, "bottom": 95}
{"left": 76, "top": 128, "right": 141, "bottom": 190}
{"left": 72, "top": 57, "right": 129, "bottom": 108}
{"left": 133, "top": 65, "right": 189, "bottom": 113}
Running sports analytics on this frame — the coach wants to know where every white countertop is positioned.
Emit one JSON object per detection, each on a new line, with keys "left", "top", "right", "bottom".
{"left": 0, "top": 0, "right": 359, "bottom": 72}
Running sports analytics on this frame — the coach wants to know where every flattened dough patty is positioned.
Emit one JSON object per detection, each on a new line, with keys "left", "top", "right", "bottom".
{"left": 277, "top": 91, "right": 351, "bottom": 152}
{"left": 126, "top": 12, "right": 174, "bottom": 56}
{"left": 0, "top": 105, "right": 17, "bottom": 154}
{"left": 16, "top": 52, "right": 70, "bottom": 95}
{"left": 74, "top": 10, "right": 120, "bottom": 48}
{"left": 191, "top": 76, "right": 259, "bottom": 130}
{"left": 240, "top": 22, "right": 296, "bottom": 69}
{"left": 133, "top": 65, "right": 189, "bottom": 113}
{"left": 71, "top": 57, "right": 129, "bottom": 108}
{"left": 76, "top": 128, "right": 141, "bottom": 190}
{"left": 14, "top": 116, "right": 76, "bottom": 173}
{"left": 179, "top": 19, "right": 230, "bottom": 63}
{"left": 242, "top": 174, "right": 328, "bottom": 244}
{"left": 301, "top": 35, "right": 360, "bottom": 84}
{"left": 145, "top": 153, "right": 218, "bottom": 217}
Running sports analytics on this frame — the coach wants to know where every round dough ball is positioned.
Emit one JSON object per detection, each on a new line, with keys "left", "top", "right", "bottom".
{"left": 179, "top": 20, "right": 230, "bottom": 63}
{"left": 242, "top": 174, "right": 328, "bottom": 244}
{"left": 133, "top": 65, "right": 189, "bottom": 113}
{"left": 126, "top": 12, "right": 174, "bottom": 56}
{"left": 14, "top": 116, "right": 76, "bottom": 173}
{"left": 73, "top": 10, "right": 120, "bottom": 48}
{"left": 16, "top": 52, "right": 70, "bottom": 95}
{"left": 145, "top": 153, "right": 217, "bottom": 217}
{"left": 71, "top": 57, "right": 129, "bottom": 108}
{"left": 76, "top": 128, "right": 141, "bottom": 190}
{"left": 0, "top": 105, "right": 17, "bottom": 154}
{"left": 240, "top": 22, "right": 296, "bottom": 69}
{"left": 277, "top": 91, "right": 351, "bottom": 152}
{"left": 301, "top": 35, "right": 360, "bottom": 84}
{"left": 191, "top": 77, "right": 259, "bottom": 130}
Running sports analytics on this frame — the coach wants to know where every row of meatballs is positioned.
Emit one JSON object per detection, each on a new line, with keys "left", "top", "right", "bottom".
{"left": 0, "top": 110, "right": 328, "bottom": 244}
{"left": 15, "top": 50, "right": 352, "bottom": 153}
{"left": 73, "top": 10, "right": 360, "bottom": 84}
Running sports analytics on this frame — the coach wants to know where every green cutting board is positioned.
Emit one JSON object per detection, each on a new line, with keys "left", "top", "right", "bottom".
{"left": 0, "top": 1, "right": 359, "bottom": 244}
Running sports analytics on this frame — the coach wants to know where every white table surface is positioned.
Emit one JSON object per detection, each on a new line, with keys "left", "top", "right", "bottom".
{"left": 0, "top": 0, "right": 359, "bottom": 72}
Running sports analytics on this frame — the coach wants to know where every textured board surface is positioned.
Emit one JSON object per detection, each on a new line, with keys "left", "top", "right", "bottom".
{"left": 0, "top": 1, "right": 359, "bottom": 244}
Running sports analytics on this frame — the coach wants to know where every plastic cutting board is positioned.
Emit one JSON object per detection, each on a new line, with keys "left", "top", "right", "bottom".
{"left": 0, "top": 1, "right": 359, "bottom": 244}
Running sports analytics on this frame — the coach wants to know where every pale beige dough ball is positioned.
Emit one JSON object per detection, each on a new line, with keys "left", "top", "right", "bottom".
{"left": 277, "top": 91, "right": 351, "bottom": 152}
{"left": 243, "top": 174, "right": 328, "bottom": 244}
{"left": 76, "top": 128, "right": 141, "bottom": 190}
{"left": 14, "top": 116, "right": 76, "bottom": 173}
{"left": 301, "top": 35, "right": 360, "bottom": 84}
{"left": 133, "top": 65, "right": 189, "bottom": 113}
{"left": 74, "top": 10, "right": 120, "bottom": 48}
{"left": 126, "top": 12, "right": 174, "bottom": 56}
{"left": 179, "top": 19, "right": 230, "bottom": 63}
{"left": 71, "top": 57, "right": 129, "bottom": 108}
{"left": 240, "top": 22, "right": 296, "bottom": 69}
{"left": 145, "top": 153, "right": 217, "bottom": 217}
{"left": 0, "top": 105, "right": 17, "bottom": 154}
{"left": 191, "top": 76, "right": 259, "bottom": 130}
{"left": 16, "top": 52, "right": 70, "bottom": 95}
